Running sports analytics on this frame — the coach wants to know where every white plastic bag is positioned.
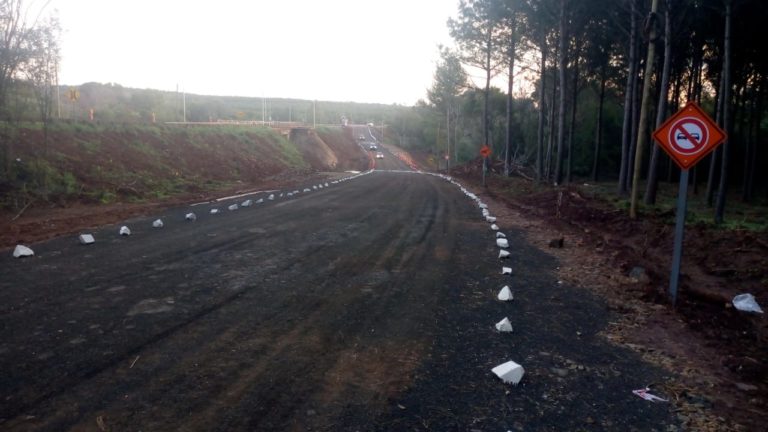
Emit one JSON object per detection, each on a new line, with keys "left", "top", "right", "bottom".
{"left": 733, "top": 294, "right": 764, "bottom": 314}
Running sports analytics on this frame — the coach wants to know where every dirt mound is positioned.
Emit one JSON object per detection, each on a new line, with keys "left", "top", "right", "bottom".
{"left": 318, "top": 127, "right": 369, "bottom": 171}
{"left": 290, "top": 129, "right": 339, "bottom": 170}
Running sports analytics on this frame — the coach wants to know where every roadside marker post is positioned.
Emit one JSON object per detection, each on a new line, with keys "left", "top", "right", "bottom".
{"left": 652, "top": 102, "right": 726, "bottom": 305}
{"left": 480, "top": 145, "right": 491, "bottom": 187}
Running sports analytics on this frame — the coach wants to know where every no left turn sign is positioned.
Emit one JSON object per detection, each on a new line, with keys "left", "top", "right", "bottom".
{"left": 653, "top": 102, "right": 726, "bottom": 170}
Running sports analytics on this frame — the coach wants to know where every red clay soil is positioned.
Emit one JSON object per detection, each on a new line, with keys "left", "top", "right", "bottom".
{"left": 449, "top": 159, "right": 767, "bottom": 431}
{"left": 1, "top": 125, "right": 368, "bottom": 251}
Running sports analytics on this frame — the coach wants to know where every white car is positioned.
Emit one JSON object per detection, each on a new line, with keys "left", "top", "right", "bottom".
{"left": 369, "top": 144, "right": 377, "bottom": 150}
{"left": 359, "top": 135, "right": 365, "bottom": 140}
{"left": 376, "top": 152, "right": 384, "bottom": 159}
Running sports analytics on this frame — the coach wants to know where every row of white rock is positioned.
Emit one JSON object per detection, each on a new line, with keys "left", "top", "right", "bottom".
{"left": 427, "top": 173, "right": 526, "bottom": 387}
{"left": 11, "top": 171, "right": 374, "bottom": 258}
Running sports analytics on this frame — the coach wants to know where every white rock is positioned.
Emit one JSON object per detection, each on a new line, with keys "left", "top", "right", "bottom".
{"left": 492, "top": 360, "right": 525, "bottom": 385}
{"left": 228, "top": 204, "right": 239, "bottom": 211}
{"left": 496, "top": 232, "right": 506, "bottom": 238}
{"left": 497, "top": 238, "right": 509, "bottom": 248}
{"left": 119, "top": 226, "right": 131, "bottom": 236}
{"left": 79, "top": 234, "right": 95, "bottom": 244}
{"left": 491, "top": 224, "right": 499, "bottom": 231}
{"left": 498, "top": 286, "right": 513, "bottom": 301}
{"left": 495, "top": 317, "right": 513, "bottom": 332}
{"left": 486, "top": 216, "right": 497, "bottom": 223}
{"left": 152, "top": 219, "right": 164, "bottom": 228}
{"left": 502, "top": 267, "right": 513, "bottom": 275}
{"left": 186, "top": 212, "right": 197, "bottom": 221}
{"left": 499, "top": 249, "right": 511, "bottom": 259}
{"left": 13, "top": 245, "right": 34, "bottom": 258}
{"left": 268, "top": 194, "right": 275, "bottom": 200}
{"left": 241, "top": 199, "right": 253, "bottom": 207}
{"left": 210, "top": 209, "right": 219, "bottom": 214}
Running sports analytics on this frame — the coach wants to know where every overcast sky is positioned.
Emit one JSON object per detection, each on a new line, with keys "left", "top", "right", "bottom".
{"left": 47, "top": 0, "right": 460, "bottom": 105}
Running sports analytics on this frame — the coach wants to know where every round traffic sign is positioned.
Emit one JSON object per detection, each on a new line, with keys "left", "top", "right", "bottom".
{"left": 668, "top": 117, "right": 709, "bottom": 156}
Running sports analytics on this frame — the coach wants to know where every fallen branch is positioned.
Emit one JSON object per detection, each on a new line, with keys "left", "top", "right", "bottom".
{"left": 11, "top": 199, "right": 34, "bottom": 222}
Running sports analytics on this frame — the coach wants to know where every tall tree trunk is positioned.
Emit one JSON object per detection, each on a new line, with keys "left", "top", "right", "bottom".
{"left": 630, "top": 0, "right": 660, "bottom": 218}
{"left": 618, "top": 0, "right": 638, "bottom": 195}
{"left": 536, "top": 38, "right": 547, "bottom": 181}
{"left": 483, "top": 29, "right": 492, "bottom": 176}
{"left": 446, "top": 105, "right": 451, "bottom": 170}
{"left": 645, "top": 1, "right": 672, "bottom": 205}
{"left": 707, "top": 67, "right": 725, "bottom": 206}
{"left": 627, "top": 58, "right": 642, "bottom": 193}
{"left": 505, "top": 14, "right": 516, "bottom": 177}
{"left": 592, "top": 64, "right": 607, "bottom": 182}
{"left": 744, "top": 77, "right": 763, "bottom": 202}
{"left": 546, "top": 67, "right": 558, "bottom": 181}
{"left": 692, "top": 45, "right": 705, "bottom": 194}
{"left": 554, "top": 0, "right": 568, "bottom": 185}
{"left": 715, "top": 0, "right": 732, "bottom": 224}
{"left": 567, "top": 52, "right": 579, "bottom": 184}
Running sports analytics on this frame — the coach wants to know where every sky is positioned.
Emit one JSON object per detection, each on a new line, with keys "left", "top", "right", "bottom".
{"left": 47, "top": 0, "right": 461, "bottom": 105}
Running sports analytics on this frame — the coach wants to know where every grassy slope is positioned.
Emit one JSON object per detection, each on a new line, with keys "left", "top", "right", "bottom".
{"left": 1, "top": 122, "right": 359, "bottom": 209}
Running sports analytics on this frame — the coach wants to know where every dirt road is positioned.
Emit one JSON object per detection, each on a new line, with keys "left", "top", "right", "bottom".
{"left": 1, "top": 147, "right": 676, "bottom": 430}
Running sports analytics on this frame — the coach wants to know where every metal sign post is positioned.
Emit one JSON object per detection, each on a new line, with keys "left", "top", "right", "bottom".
{"left": 669, "top": 169, "right": 689, "bottom": 305}
{"left": 480, "top": 145, "right": 491, "bottom": 188}
{"left": 652, "top": 102, "right": 726, "bottom": 305}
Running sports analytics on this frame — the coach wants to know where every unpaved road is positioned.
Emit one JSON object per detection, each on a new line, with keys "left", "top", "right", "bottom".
{"left": 1, "top": 132, "right": 676, "bottom": 431}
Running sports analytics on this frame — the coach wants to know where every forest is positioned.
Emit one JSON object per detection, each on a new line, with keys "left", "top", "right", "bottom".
{"left": 415, "top": 0, "right": 768, "bottom": 223}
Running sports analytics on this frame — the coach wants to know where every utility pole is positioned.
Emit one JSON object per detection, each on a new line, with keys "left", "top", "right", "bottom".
{"left": 629, "top": 0, "right": 660, "bottom": 218}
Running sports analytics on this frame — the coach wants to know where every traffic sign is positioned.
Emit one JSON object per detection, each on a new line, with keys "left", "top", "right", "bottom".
{"left": 480, "top": 145, "right": 491, "bottom": 158}
{"left": 652, "top": 102, "right": 726, "bottom": 170}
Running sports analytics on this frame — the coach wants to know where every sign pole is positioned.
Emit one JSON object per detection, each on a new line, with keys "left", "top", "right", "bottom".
{"left": 482, "top": 156, "right": 487, "bottom": 187}
{"left": 479, "top": 145, "right": 491, "bottom": 187}
{"left": 669, "top": 169, "right": 689, "bottom": 306}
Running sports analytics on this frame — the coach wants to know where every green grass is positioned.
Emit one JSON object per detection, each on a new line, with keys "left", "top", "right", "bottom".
{"left": 583, "top": 179, "right": 768, "bottom": 232}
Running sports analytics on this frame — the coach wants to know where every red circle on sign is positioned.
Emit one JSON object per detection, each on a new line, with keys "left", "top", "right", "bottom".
{"left": 667, "top": 117, "right": 709, "bottom": 156}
